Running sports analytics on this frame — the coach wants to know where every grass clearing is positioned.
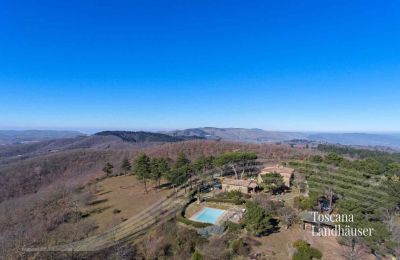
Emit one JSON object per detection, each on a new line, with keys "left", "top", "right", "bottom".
{"left": 84, "top": 175, "right": 172, "bottom": 234}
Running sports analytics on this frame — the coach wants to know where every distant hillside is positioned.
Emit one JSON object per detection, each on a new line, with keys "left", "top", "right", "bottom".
{"left": 0, "top": 131, "right": 206, "bottom": 164}
{"left": 308, "top": 133, "right": 400, "bottom": 149}
{"left": 164, "top": 127, "right": 400, "bottom": 149}
{"left": 0, "top": 135, "right": 140, "bottom": 164}
{"left": 94, "top": 131, "right": 204, "bottom": 143}
{"left": 0, "top": 130, "right": 84, "bottom": 145}
{"left": 164, "top": 127, "right": 306, "bottom": 143}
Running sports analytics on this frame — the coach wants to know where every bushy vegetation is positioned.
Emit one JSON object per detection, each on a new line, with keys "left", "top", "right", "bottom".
{"left": 293, "top": 194, "right": 318, "bottom": 211}
{"left": 261, "top": 172, "right": 285, "bottom": 194}
{"left": 241, "top": 201, "right": 274, "bottom": 235}
{"left": 135, "top": 221, "right": 207, "bottom": 259}
{"left": 224, "top": 221, "right": 243, "bottom": 233}
{"left": 206, "top": 190, "right": 246, "bottom": 205}
{"left": 192, "top": 250, "right": 203, "bottom": 260}
{"left": 292, "top": 240, "right": 322, "bottom": 260}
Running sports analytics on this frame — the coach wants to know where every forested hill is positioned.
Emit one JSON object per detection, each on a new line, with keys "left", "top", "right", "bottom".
{"left": 94, "top": 131, "right": 204, "bottom": 143}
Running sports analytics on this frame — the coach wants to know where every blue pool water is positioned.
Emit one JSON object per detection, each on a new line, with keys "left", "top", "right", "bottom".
{"left": 191, "top": 207, "right": 226, "bottom": 224}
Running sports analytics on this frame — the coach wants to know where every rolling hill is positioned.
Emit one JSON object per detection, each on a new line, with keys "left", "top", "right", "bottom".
{"left": 0, "top": 130, "right": 84, "bottom": 145}
{"left": 164, "top": 127, "right": 307, "bottom": 143}
{"left": 0, "top": 131, "right": 204, "bottom": 165}
{"left": 307, "top": 132, "right": 400, "bottom": 149}
{"left": 95, "top": 131, "right": 204, "bottom": 143}
{"left": 163, "top": 127, "right": 400, "bottom": 149}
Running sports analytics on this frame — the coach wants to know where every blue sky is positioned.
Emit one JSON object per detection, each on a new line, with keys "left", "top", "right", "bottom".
{"left": 1, "top": 0, "right": 400, "bottom": 132}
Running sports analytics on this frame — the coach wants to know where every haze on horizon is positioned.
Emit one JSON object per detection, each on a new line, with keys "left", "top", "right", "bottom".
{"left": 1, "top": 1, "right": 400, "bottom": 132}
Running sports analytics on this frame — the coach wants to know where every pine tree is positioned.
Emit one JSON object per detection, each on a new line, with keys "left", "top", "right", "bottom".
{"left": 121, "top": 158, "right": 131, "bottom": 175}
{"left": 134, "top": 153, "right": 151, "bottom": 193}
{"left": 102, "top": 162, "right": 114, "bottom": 176}
{"left": 150, "top": 158, "right": 170, "bottom": 189}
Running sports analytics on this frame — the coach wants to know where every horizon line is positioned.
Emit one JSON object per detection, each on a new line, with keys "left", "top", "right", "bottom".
{"left": 1, "top": 126, "right": 400, "bottom": 135}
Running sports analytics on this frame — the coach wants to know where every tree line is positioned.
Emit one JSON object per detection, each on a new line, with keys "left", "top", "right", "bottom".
{"left": 102, "top": 151, "right": 259, "bottom": 193}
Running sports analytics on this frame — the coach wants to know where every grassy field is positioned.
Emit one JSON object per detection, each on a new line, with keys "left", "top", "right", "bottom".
{"left": 85, "top": 175, "right": 171, "bottom": 234}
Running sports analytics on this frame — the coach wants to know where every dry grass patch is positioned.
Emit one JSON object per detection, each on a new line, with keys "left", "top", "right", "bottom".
{"left": 85, "top": 175, "right": 171, "bottom": 234}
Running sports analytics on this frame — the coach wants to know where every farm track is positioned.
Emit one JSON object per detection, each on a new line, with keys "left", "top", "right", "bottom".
{"left": 25, "top": 190, "right": 186, "bottom": 252}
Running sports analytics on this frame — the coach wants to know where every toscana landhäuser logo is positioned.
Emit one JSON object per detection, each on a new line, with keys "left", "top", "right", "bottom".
{"left": 309, "top": 212, "right": 374, "bottom": 237}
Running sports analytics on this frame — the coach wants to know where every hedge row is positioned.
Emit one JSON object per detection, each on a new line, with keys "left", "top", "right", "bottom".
{"left": 204, "top": 197, "right": 244, "bottom": 205}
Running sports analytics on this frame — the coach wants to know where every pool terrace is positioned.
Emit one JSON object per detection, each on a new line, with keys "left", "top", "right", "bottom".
{"left": 185, "top": 201, "right": 244, "bottom": 226}
{"left": 190, "top": 207, "right": 226, "bottom": 225}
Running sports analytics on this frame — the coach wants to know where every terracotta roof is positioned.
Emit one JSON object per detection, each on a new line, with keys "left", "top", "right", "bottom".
{"left": 222, "top": 178, "right": 258, "bottom": 188}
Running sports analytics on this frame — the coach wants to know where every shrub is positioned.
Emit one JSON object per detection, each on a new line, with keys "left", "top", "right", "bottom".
{"left": 225, "top": 190, "right": 243, "bottom": 199}
{"left": 230, "top": 238, "right": 249, "bottom": 255}
{"left": 192, "top": 250, "right": 203, "bottom": 260}
{"left": 293, "top": 196, "right": 314, "bottom": 210}
{"left": 241, "top": 201, "right": 273, "bottom": 235}
{"left": 309, "top": 155, "right": 323, "bottom": 163}
{"left": 293, "top": 239, "right": 309, "bottom": 248}
{"left": 112, "top": 209, "right": 121, "bottom": 214}
{"left": 292, "top": 240, "right": 322, "bottom": 260}
{"left": 224, "top": 221, "right": 242, "bottom": 233}
{"left": 324, "top": 153, "right": 344, "bottom": 166}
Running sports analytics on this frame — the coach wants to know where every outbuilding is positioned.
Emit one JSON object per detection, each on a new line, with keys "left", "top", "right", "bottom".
{"left": 258, "top": 165, "right": 294, "bottom": 187}
{"left": 221, "top": 178, "right": 258, "bottom": 194}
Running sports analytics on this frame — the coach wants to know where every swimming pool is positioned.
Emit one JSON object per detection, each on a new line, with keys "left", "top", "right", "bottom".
{"left": 191, "top": 207, "right": 226, "bottom": 224}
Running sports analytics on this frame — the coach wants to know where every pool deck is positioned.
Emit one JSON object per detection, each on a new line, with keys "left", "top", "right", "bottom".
{"left": 190, "top": 207, "right": 227, "bottom": 225}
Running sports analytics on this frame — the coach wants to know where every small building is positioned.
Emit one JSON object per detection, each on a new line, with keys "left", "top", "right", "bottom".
{"left": 301, "top": 211, "right": 334, "bottom": 232}
{"left": 221, "top": 178, "right": 258, "bottom": 194}
{"left": 258, "top": 165, "right": 294, "bottom": 187}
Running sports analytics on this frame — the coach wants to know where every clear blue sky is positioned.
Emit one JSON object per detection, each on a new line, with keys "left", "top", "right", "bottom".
{"left": 1, "top": 0, "right": 400, "bottom": 132}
